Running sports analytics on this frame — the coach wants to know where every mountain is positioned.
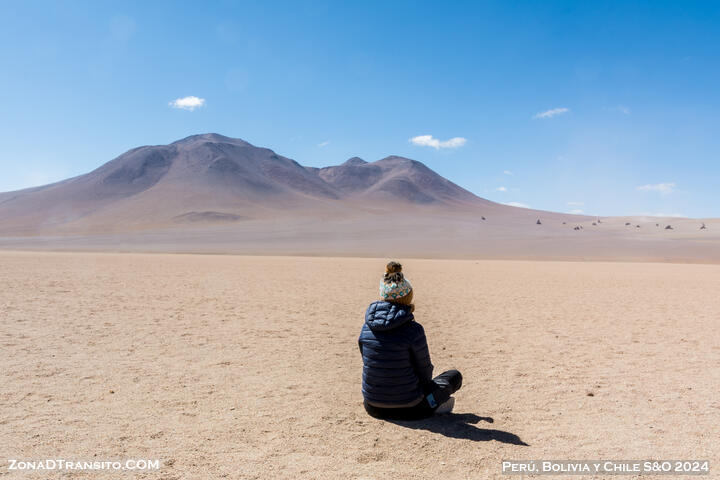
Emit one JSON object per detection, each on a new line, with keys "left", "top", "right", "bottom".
{"left": 2, "top": 133, "right": 718, "bottom": 263}
{"left": 0, "top": 133, "right": 492, "bottom": 234}
{"left": 312, "top": 155, "right": 482, "bottom": 204}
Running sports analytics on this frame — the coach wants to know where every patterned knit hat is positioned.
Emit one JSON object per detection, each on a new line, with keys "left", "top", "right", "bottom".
{"left": 379, "top": 261, "right": 413, "bottom": 303}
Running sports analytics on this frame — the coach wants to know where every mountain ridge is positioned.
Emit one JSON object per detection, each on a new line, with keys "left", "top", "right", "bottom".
{"left": 0, "top": 133, "right": 496, "bottom": 234}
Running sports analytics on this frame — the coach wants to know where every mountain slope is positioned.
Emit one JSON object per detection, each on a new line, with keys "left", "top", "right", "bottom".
{"left": 311, "top": 155, "right": 485, "bottom": 205}
{"left": 0, "top": 133, "right": 496, "bottom": 234}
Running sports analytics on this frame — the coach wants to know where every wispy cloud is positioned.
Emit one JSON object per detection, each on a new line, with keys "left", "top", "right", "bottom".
{"left": 636, "top": 182, "right": 676, "bottom": 195}
{"left": 505, "top": 201, "right": 530, "bottom": 209}
{"left": 603, "top": 105, "right": 631, "bottom": 115}
{"left": 409, "top": 135, "right": 467, "bottom": 150}
{"left": 568, "top": 209, "right": 584, "bottom": 214}
{"left": 567, "top": 201, "right": 584, "bottom": 206}
{"left": 317, "top": 141, "right": 330, "bottom": 147}
{"left": 503, "top": 170, "right": 514, "bottom": 176}
{"left": 496, "top": 186, "right": 507, "bottom": 192}
{"left": 169, "top": 96, "right": 206, "bottom": 111}
{"left": 533, "top": 107, "right": 569, "bottom": 119}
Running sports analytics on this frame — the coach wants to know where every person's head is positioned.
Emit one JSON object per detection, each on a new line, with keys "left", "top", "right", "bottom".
{"left": 379, "top": 261, "right": 414, "bottom": 310}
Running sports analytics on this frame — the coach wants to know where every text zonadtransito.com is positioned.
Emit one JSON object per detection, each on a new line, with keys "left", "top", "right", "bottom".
{"left": 7, "top": 459, "right": 161, "bottom": 471}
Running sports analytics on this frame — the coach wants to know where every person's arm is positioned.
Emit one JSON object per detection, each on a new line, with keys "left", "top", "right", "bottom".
{"left": 409, "top": 324, "right": 434, "bottom": 387}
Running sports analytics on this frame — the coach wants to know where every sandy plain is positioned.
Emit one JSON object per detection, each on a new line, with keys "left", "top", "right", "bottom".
{"left": 1, "top": 251, "right": 719, "bottom": 479}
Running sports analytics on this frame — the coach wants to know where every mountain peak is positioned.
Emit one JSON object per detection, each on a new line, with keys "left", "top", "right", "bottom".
{"left": 376, "top": 155, "right": 416, "bottom": 165}
{"left": 342, "top": 157, "right": 367, "bottom": 166}
{"left": 171, "top": 133, "right": 251, "bottom": 146}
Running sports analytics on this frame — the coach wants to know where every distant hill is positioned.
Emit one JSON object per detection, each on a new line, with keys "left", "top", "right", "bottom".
{"left": 310, "top": 155, "right": 483, "bottom": 205}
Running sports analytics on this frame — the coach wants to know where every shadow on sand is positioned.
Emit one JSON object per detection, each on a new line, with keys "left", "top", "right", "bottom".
{"left": 389, "top": 413, "right": 529, "bottom": 445}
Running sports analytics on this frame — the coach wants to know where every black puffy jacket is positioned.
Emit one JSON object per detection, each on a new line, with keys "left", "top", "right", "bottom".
{"left": 358, "top": 301, "right": 434, "bottom": 406}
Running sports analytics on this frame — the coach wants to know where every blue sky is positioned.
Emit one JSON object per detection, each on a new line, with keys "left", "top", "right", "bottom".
{"left": 1, "top": 1, "right": 719, "bottom": 217}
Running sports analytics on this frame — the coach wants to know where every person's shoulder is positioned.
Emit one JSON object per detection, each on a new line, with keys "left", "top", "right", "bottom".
{"left": 410, "top": 319, "right": 425, "bottom": 331}
{"left": 358, "top": 319, "right": 375, "bottom": 340}
{"left": 404, "top": 318, "right": 426, "bottom": 337}
{"left": 365, "top": 300, "right": 388, "bottom": 316}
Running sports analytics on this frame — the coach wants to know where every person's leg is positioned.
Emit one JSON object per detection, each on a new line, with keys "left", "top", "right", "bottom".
{"left": 363, "top": 371, "right": 462, "bottom": 420}
{"left": 428, "top": 369, "right": 462, "bottom": 406}
{"left": 435, "top": 369, "right": 462, "bottom": 392}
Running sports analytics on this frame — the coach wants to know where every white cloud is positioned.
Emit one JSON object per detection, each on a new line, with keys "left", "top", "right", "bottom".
{"left": 636, "top": 182, "right": 676, "bottom": 195}
{"left": 409, "top": 135, "right": 467, "bottom": 150}
{"left": 567, "top": 201, "right": 584, "bottom": 206}
{"left": 317, "top": 141, "right": 330, "bottom": 147}
{"left": 503, "top": 170, "right": 514, "bottom": 176}
{"left": 568, "top": 209, "right": 584, "bottom": 214}
{"left": 496, "top": 186, "right": 507, "bottom": 192}
{"left": 169, "top": 96, "right": 206, "bottom": 111}
{"left": 505, "top": 201, "right": 530, "bottom": 209}
{"left": 533, "top": 107, "right": 569, "bottom": 119}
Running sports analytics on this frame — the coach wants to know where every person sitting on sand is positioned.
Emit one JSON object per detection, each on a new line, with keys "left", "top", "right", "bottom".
{"left": 358, "top": 261, "right": 462, "bottom": 420}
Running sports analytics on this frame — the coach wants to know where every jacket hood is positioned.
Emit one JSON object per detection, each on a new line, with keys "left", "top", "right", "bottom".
{"left": 365, "top": 301, "right": 414, "bottom": 332}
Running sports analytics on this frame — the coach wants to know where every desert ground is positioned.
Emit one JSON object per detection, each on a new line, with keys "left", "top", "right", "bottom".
{"left": 1, "top": 213, "right": 720, "bottom": 263}
{"left": 2, "top": 251, "right": 719, "bottom": 479}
